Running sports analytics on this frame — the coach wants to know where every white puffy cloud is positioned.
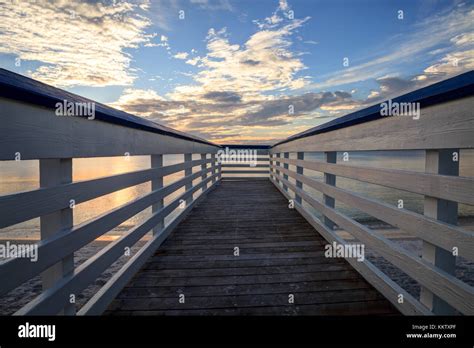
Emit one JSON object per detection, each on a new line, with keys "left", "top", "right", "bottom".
{"left": 174, "top": 52, "right": 189, "bottom": 59}
{"left": 0, "top": 0, "right": 155, "bottom": 87}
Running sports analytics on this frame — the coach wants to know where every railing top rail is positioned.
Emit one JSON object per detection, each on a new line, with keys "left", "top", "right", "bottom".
{"left": 0, "top": 68, "right": 219, "bottom": 148}
{"left": 272, "top": 70, "right": 474, "bottom": 148}
{"left": 220, "top": 144, "right": 272, "bottom": 149}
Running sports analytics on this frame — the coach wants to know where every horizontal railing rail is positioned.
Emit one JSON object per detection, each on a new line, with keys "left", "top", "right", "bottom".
{"left": 269, "top": 71, "right": 474, "bottom": 315}
{"left": 0, "top": 69, "right": 222, "bottom": 315}
{"left": 219, "top": 144, "right": 270, "bottom": 180}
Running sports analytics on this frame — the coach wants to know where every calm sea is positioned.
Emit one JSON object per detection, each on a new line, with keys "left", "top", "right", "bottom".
{"left": 1, "top": 151, "right": 473, "bottom": 240}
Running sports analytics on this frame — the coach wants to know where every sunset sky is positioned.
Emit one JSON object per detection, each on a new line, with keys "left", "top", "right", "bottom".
{"left": 0, "top": 0, "right": 473, "bottom": 144}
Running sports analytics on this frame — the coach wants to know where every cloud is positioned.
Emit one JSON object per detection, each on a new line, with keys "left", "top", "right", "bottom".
{"left": 202, "top": 91, "right": 242, "bottom": 103}
{"left": 185, "top": 56, "right": 202, "bottom": 66}
{"left": 169, "top": 15, "right": 311, "bottom": 103}
{"left": 0, "top": 0, "right": 154, "bottom": 87}
{"left": 279, "top": 0, "right": 289, "bottom": 12}
{"left": 110, "top": 1, "right": 325, "bottom": 142}
{"left": 110, "top": 1, "right": 474, "bottom": 144}
{"left": 310, "top": 6, "right": 474, "bottom": 89}
{"left": 190, "top": 0, "right": 233, "bottom": 11}
{"left": 107, "top": 1, "right": 363, "bottom": 143}
{"left": 174, "top": 52, "right": 189, "bottom": 59}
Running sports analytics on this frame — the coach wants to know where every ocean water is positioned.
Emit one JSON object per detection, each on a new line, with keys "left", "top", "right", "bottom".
{"left": 0, "top": 154, "right": 205, "bottom": 240}
{"left": 291, "top": 150, "right": 474, "bottom": 224}
{"left": 0, "top": 150, "right": 473, "bottom": 240}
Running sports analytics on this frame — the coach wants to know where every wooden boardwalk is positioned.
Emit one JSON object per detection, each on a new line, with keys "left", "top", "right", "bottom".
{"left": 106, "top": 180, "right": 398, "bottom": 315}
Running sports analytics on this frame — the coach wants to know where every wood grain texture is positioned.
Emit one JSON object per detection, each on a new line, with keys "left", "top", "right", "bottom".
{"left": 272, "top": 172, "right": 474, "bottom": 314}
{"left": 274, "top": 156, "right": 474, "bottom": 205}
{"left": 0, "top": 98, "right": 219, "bottom": 160}
{"left": 105, "top": 180, "right": 398, "bottom": 315}
{"left": 271, "top": 96, "right": 474, "bottom": 153}
{"left": 0, "top": 158, "right": 213, "bottom": 228}
{"left": 271, "top": 164, "right": 474, "bottom": 260}
{"left": 0, "top": 167, "right": 215, "bottom": 296}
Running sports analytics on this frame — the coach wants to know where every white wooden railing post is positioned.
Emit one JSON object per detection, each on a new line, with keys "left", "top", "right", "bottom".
{"left": 151, "top": 154, "right": 164, "bottom": 235}
{"left": 217, "top": 154, "right": 222, "bottom": 181}
{"left": 420, "top": 149, "right": 458, "bottom": 314}
{"left": 283, "top": 152, "right": 289, "bottom": 191}
{"left": 211, "top": 153, "right": 217, "bottom": 184}
{"left": 276, "top": 153, "right": 281, "bottom": 185}
{"left": 201, "top": 153, "right": 207, "bottom": 192}
{"left": 39, "top": 158, "right": 75, "bottom": 315}
{"left": 184, "top": 153, "right": 193, "bottom": 205}
{"left": 269, "top": 153, "right": 274, "bottom": 181}
{"left": 323, "top": 152, "right": 337, "bottom": 230}
{"left": 295, "top": 152, "right": 304, "bottom": 204}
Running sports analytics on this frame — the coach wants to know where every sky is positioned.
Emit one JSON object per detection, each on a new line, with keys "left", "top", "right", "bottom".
{"left": 0, "top": 0, "right": 473, "bottom": 144}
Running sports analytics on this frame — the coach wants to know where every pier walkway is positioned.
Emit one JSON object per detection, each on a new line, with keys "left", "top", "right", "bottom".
{"left": 0, "top": 69, "right": 473, "bottom": 316}
{"left": 106, "top": 180, "right": 396, "bottom": 315}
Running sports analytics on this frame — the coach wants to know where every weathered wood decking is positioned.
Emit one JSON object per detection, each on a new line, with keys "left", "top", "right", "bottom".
{"left": 106, "top": 180, "right": 398, "bottom": 315}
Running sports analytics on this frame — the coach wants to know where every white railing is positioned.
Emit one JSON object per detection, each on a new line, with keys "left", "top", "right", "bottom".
{"left": 0, "top": 69, "right": 222, "bottom": 315}
{"left": 269, "top": 72, "right": 474, "bottom": 315}
{"left": 219, "top": 145, "right": 270, "bottom": 180}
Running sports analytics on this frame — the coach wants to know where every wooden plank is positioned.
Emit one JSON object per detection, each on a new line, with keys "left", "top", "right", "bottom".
{"left": 143, "top": 256, "right": 338, "bottom": 270}
{"left": 200, "top": 154, "right": 207, "bottom": 192}
{"left": 219, "top": 149, "right": 269, "bottom": 155}
{"left": 138, "top": 263, "right": 349, "bottom": 277}
{"left": 158, "top": 246, "right": 324, "bottom": 256}
{"left": 0, "top": 97, "right": 219, "bottom": 160}
{"left": 39, "top": 158, "right": 75, "bottom": 315}
{"left": 110, "top": 300, "right": 395, "bottom": 315}
{"left": 323, "top": 152, "right": 336, "bottom": 229}
{"left": 116, "top": 279, "right": 371, "bottom": 298}
{"left": 184, "top": 154, "right": 192, "bottom": 205}
{"left": 270, "top": 96, "right": 474, "bottom": 153}
{"left": 271, "top": 164, "right": 474, "bottom": 260}
{"left": 276, "top": 153, "right": 281, "bottom": 184}
{"left": 295, "top": 152, "right": 304, "bottom": 204}
{"left": 151, "top": 154, "right": 164, "bottom": 235}
{"left": 107, "top": 180, "right": 398, "bottom": 316}
{"left": 274, "top": 156, "right": 474, "bottom": 205}
{"left": 420, "top": 150, "right": 458, "bottom": 314}
{"left": 283, "top": 152, "right": 289, "bottom": 191}
{"left": 221, "top": 164, "right": 269, "bottom": 168}
{"left": 221, "top": 170, "right": 269, "bottom": 174}
{"left": 270, "top": 175, "right": 431, "bottom": 315}
{"left": 221, "top": 177, "right": 269, "bottom": 180}
{"left": 0, "top": 157, "right": 213, "bottom": 228}
{"left": 127, "top": 270, "right": 360, "bottom": 287}
{"left": 15, "top": 173, "right": 219, "bottom": 315}
{"left": 161, "top": 241, "right": 324, "bottom": 250}
{"left": 273, "top": 172, "right": 474, "bottom": 314}
{"left": 109, "top": 288, "right": 384, "bottom": 311}
{"left": 0, "top": 166, "right": 214, "bottom": 296}
{"left": 148, "top": 251, "right": 327, "bottom": 262}
{"left": 211, "top": 154, "right": 217, "bottom": 185}
{"left": 78, "top": 176, "right": 219, "bottom": 315}
{"left": 162, "top": 236, "right": 322, "bottom": 245}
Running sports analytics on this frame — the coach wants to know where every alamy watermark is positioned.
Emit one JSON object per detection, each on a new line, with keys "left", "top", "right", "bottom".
{"left": 380, "top": 99, "right": 420, "bottom": 120}
{"left": 0, "top": 241, "right": 38, "bottom": 262}
{"left": 55, "top": 99, "right": 95, "bottom": 120}
{"left": 324, "top": 242, "right": 365, "bottom": 262}
{"left": 18, "top": 322, "right": 55, "bottom": 342}
{"left": 217, "top": 147, "right": 258, "bottom": 167}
